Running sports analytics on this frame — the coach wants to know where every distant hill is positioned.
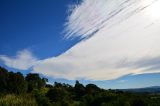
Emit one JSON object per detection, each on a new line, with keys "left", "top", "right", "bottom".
{"left": 120, "top": 86, "right": 160, "bottom": 93}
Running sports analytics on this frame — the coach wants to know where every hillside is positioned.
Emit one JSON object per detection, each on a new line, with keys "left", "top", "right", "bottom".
{"left": 0, "top": 67, "right": 160, "bottom": 106}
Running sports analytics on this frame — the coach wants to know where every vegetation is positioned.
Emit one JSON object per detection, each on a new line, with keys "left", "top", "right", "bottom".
{"left": 0, "top": 94, "right": 37, "bottom": 106}
{"left": 0, "top": 66, "right": 160, "bottom": 106}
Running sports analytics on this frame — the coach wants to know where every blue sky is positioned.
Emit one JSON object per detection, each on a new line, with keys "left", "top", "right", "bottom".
{"left": 0, "top": 0, "right": 79, "bottom": 58}
{"left": 0, "top": 0, "right": 160, "bottom": 89}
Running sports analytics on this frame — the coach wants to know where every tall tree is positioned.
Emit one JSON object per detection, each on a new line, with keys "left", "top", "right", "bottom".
{"left": 0, "top": 67, "right": 8, "bottom": 92}
{"left": 74, "top": 80, "right": 86, "bottom": 99}
{"left": 25, "top": 73, "right": 47, "bottom": 92}
{"left": 7, "top": 72, "right": 27, "bottom": 94}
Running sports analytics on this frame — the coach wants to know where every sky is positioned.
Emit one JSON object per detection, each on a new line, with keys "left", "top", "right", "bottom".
{"left": 0, "top": 0, "right": 160, "bottom": 89}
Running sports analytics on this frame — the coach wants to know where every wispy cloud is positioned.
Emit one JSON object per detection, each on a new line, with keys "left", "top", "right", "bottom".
{"left": 1, "top": 0, "right": 160, "bottom": 80}
{"left": 0, "top": 49, "right": 37, "bottom": 70}
{"left": 64, "top": 0, "right": 129, "bottom": 39}
{"left": 32, "top": 0, "right": 160, "bottom": 80}
{"left": 64, "top": 0, "right": 160, "bottom": 39}
{"left": 118, "top": 56, "right": 160, "bottom": 74}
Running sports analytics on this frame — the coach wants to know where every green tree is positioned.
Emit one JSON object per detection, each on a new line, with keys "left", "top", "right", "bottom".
{"left": 25, "top": 73, "right": 47, "bottom": 92}
{"left": 46, "top": 87, "right": 67, "bottom": 102}
{"left": 7, "top": 72, "right": 27, "bottom": 94}
{"left": 0, "top": 67, "right": 8, "bottom": 93}
{"left": 74, "top": 80, "right": 86, "bottom": 99}
{"left": 86, "top": 84, "right": 100, "bottom": 94}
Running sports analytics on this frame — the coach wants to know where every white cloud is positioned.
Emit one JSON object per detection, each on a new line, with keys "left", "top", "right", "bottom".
{"left": 0, "top": 50, "right": 37, "bottom": 70}
{"left": 1, "top": 0, "right": 160, "bottom": 80}
{"left": 32, "top": 0, "right": 160, "bottom": 80}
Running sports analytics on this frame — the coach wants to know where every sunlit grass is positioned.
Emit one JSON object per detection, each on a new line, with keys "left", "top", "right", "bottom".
{"left": 0, "top": 94, "right": 38, "bottom": 106}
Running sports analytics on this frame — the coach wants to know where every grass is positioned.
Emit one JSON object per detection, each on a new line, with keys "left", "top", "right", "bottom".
{"left": 0, "top": 94, "right": 38, "bottom": 106}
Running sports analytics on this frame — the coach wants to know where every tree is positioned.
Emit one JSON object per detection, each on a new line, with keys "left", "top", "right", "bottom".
{"left": 54, "top": 82, "right": 63, "bottom": 88}
{"left": 46, "top": 87, "right": 67, "bottom": 102}
{"left": 45, "top": 84, "right": 53, "bottom": 88}
{"left": 0, "top": 67, "right": 8, "bottom": 92}
{"left": 25, "top": 73, "right": 47, "bottom": 92}
{"left": 74, "top": 80, "right": 86, "bottom": 99}
{"left": 86, "top": 84, "right": 100, "bottom": 94}
{"left": 7, "top": 72, "right": 27, "bottom": 94}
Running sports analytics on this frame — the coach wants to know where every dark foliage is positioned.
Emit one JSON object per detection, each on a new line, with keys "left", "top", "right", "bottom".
{"left": 74, "top": 80, "right": 86, "bottom": 99}
{"left": 25, "top": 73, "right": 47, "bottom": 92}
{"left": 7, "top": 72, "right": 27, "bottom": 94}
{"left": 0, "top": 67, "right": 8, "bottom": 93}
{"left": 0, "top": 66, "right": 160, "bottom": 106}
{"left": 0, "top": 67, "right": 27, "bottom": 94}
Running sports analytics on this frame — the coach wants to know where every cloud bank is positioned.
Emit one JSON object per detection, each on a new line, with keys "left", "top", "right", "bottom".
{"left": 1, "top": 0, "right": 160, "bottom": 80}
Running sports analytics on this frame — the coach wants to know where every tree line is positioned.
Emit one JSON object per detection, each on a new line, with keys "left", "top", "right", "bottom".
{"left": 0, "top": 66, "right": 47, "bottom": 94}
{"left": 0, "top": 66, "right": 160, "bottom": 106}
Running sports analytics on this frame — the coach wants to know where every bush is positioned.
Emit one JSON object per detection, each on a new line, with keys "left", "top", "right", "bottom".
{"left": 33, "top": 89, "right": 51, "bottom": 106}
